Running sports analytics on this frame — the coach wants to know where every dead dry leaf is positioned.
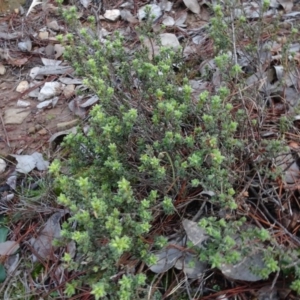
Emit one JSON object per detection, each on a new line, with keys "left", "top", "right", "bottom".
{"left": 221, "top": 251, "right": 265, "bottom": 281}
{"left": 0, "top": 241, "right": 19, "bottom": 256}
{"left": 7, "top": 57, "right": 28, "bottom": 67}
{"left": 36, "top": 97, "right": 59, "bottom": 110}
{"left": 47, "top": 20, "right": 60, "bottom": 31}
{"left": 41, "top": 58, "right": 61, "bottom": 66}
{"left": 277, "top": 0, "right": 293, "bottom": 12}
{"left": 182, "top": 219, "right": 208, "bottom": 248}
{"left": 59, "top": 77, "right": 82, "bottom": 85}
{"left": 0, "top": 63, "right": 6, "bottom": 75}
{"left": 0, "top": 48, "right": 11, "bottom": 60}
{"left": 149, "top": 247, "right": 182, "bottom": 273}
{"left": 30, "top": 66, "right": 72, "bottom": 79}
{"left": 0, "top": 32, "right": 22, "bottom": 40}
{"left": 120, "top": 9, "right": 134, "bottom": 22}
{"left": 183, "top": 0, "right": 200, "bottom": 14}
{"left": 56, "top": 119, "right": 79, "bottom": 130}
{"left": 68, "top": 97, "right": 86, "bottom": 118}
{"left": 175, "top": 12, "right": 188, "bottom": 27}
{"left": 5, "top": 254, "right": 19, "bottom": 275}
{"left": 275, "top": 153, "right": 300, "bottom": 184}
{"left": 160, "top": 33, "right": 180, "bottom": 49}
{"left": 175, "top": 252, "right": 207, "bottom": 278}
{"left": 18, "top": 38, "right": 32, "bottom": 52}
{"left": 159, "top": 0, "right": 173, "bottom": 12}
{"left": 63, "top": 84, "right": 75, "bottom": 99}
{"left": 80, "top": 0, "right": 91, "bottom": 8}
{"left": 162, "top": 16, "right": 175, "bottom": 26}
{"left": 30, "top": 212, "right": 66, "bottom": 261}
{"left": 138, "top": 4, "right": 162, "bottom": 22}
{"left": 26, "top": 0, "right": 42, "bottom": 16}
{"left": 80, "top": 95, "right": 99, "bottom": 108}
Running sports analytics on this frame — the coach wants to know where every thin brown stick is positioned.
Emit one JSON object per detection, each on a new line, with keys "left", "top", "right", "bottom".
{"left": 0, "top": 113, "right": 10, "bottom": 147}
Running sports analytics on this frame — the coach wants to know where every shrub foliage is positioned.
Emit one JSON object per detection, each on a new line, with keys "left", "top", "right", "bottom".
{"left": 49, "top": 2, "right": 300, "bottom": 299}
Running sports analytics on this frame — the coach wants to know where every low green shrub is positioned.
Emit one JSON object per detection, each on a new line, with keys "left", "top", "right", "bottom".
{"left": 49, "top": 1, "right": 300, "bottom": 298}
{"left": 50, "top": 22, "right": 245, "bottom": 299}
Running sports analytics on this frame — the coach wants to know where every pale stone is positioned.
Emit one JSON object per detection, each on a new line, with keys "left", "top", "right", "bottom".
{"left": 36, "top": 100, "right": 53, "bottom": 109}
{"left": 104, "top": 9, "right": 121, "bottom": 21}
{"left": 28, "top": 126, "right": 36, "bottom": 134}
{"left": 16, "top": 81, "right": 29, "bottom": 93}
{"left": 47, "top": 20, "right": 60, "bottom": 31}
{"left": 4, "top": 108, "right": 31, "bottom": 125}
{"left": 0, "top": 64, "right": 6, "bottom": 75}
{"left": 39, "top": 31, "right": 49, "bottom": 40}
{"left": 38, "top": 128, "right": 48, "bottom": 135}
{"left": 38, "top": 82, "right": 62, "bottom": 101}
{"left": 17, "top": 100, "right": 30, "bottom": 107}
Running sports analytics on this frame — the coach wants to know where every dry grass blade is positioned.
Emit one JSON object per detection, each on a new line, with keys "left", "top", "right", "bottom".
{"left": 26, "top": 0, "right": 43, "bottom": 17}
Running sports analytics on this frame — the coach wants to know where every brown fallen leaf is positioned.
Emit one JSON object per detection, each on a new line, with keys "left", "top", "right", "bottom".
{"left": 7, "top": 57, "right": 28, "bottom": 67}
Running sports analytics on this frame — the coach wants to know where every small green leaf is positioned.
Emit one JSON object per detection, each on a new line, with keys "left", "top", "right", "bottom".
{"left": 0, "top": 227, "right": 8, "bottom": 243}
{"left": 0, "top": 264, "right": 6, "bottom": 282}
